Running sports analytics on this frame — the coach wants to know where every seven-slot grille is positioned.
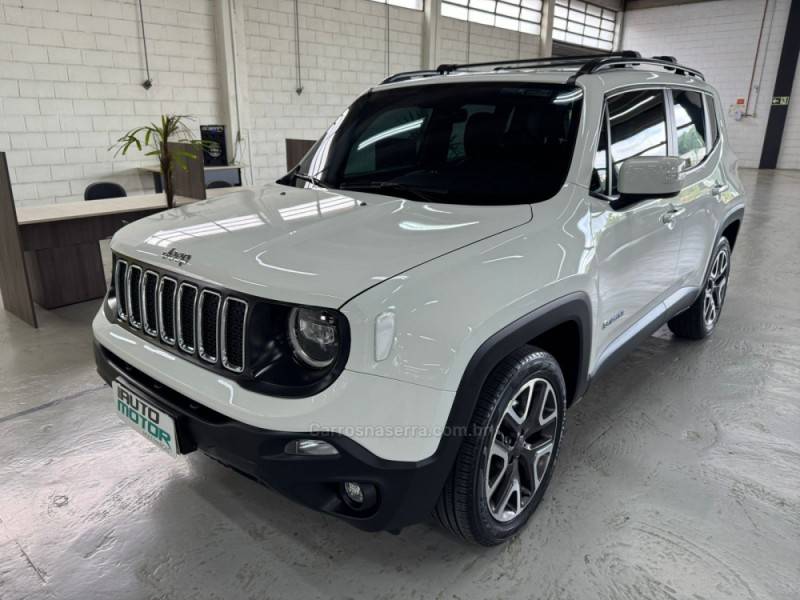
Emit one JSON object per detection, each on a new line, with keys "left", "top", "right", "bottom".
{"left": 113, "top": 258, "right": 248, "bottom": 373}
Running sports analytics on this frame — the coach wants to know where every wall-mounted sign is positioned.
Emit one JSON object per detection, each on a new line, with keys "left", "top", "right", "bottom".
{"left": 735, "top": 97, "right": 746, "bottom": 105}
{"left": 771, "top": 96, "right": 790, "bottom": 106}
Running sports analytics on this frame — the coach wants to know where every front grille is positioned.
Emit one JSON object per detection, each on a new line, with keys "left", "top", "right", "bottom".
{"left": 198, "top": 290, "right": 221, "bottom": 363}
{"left": 142, "top": 271, "right": 159, "bottom": 336}
{"left": 115, "top": 260, "right": 128, "bottom": 320}
{"left": 126, "top": 265, "right": 143, "bottom": 328}
{"left": 158, "top": 277, "right": 177, "bottom": 345}
{"left": 113, "top": 257, "right": 248, "bottom": 374}
{"left": 178, "top": 283, "right": 198, "bottom": 353}
{"left": 222, "top": 298, "right": 248, "bottom": 373}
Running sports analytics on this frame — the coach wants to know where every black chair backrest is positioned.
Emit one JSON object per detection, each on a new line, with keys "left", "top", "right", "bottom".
{"left": 207, "top": 180, "right": 233, "bottom": 189}
{"left": 84, "top": 181, "right": 126, "bottom": 201}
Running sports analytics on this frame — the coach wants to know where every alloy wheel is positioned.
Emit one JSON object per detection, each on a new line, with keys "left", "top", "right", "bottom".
{"left": 703, "top": 246, "right": 729, "bottom": 328}
{"left": 485, "top": 378, "right": 558, "bottom": 522}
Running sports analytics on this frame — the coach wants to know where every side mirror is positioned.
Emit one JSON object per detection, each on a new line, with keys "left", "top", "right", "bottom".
{"left": 617, "top": 156, "right": 685, "bottom": 200}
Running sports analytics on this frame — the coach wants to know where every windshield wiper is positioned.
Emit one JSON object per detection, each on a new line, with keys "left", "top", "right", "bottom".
{"left": 294, "top": 170, "right": 326, "bottom": 187}
{"left": 339, "top": 181, "right": 443, "bottom": 203}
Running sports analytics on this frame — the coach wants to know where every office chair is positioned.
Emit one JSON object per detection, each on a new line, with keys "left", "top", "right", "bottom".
{"left": 84, "top": 182, "right": 127, "bottom": 201}
{"left": 207, "top": 180, "right": 233, "bottom": 189}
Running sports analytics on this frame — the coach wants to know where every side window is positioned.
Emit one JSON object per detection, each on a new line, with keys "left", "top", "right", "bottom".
{"left": 608, "top": 90, "right": 668, "bottom": 196}
{"left": 591, "top": 108, "right": 609, "bottom": 195}
{"left": 706, "top": 94, "right": 719, "bottom": 146}
{"left": 672, "top": 89, "right": 707, "bottom": 167}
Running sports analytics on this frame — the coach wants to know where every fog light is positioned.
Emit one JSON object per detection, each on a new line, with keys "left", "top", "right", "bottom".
{"left": 340, "top": 481, "right": 378, "bottom": 512}
{"left": 343, "top": 481, "right": 364, "bottom": 504}
{"left": 284, "top": 439, "right": 339, "bottom": 456}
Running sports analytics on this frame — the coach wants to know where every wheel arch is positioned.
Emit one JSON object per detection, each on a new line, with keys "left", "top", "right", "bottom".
{"left": 719, "top": 206, "right": 745, "bottom": 251}
{"left": 450, "top": 292, "right": 592, "bottom": 429}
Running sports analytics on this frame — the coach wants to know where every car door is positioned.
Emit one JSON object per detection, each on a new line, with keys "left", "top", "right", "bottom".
{"left": 668, "top": 88, "right": 721, "bottom": 288}
{"left": 589, "top": 88, "right": 683, "bottom": 362}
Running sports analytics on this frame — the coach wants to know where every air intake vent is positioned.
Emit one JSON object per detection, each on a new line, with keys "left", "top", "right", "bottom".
{"left": 222, "top": 298, "right": 248, "bottom": 373}
{"left": 178, "top": 283, "right": 198, "bottom": 353}
{"left": 158, "top": 277, "right": 177, "bottom": 345}
{"left": 142, "top": 271, "right": 159, "bottom": 336}
{"left": 198, "top": 290, "right": 221, "bottom": 363}
{"left": 115, "top": 260, "right": 128, "bottom": 320}
{"left": 126, "top": 265, "right": 143, "bottom": 328}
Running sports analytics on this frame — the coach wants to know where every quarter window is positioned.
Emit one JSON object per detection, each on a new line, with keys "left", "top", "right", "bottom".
{"left": 706, "top": 94, "right": 719, "bottom": 146}
{"left": 672, "top": 89, "right": 707, "bottom": 167}
{"left": 607, "top": 90, "right": 668, "bottom": 196}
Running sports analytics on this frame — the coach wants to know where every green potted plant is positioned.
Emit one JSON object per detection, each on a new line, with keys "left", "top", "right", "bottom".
{"left": 112, "top": 114, "right": 207, "bottom": 208}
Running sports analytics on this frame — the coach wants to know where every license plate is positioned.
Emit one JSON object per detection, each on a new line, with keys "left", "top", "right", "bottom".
{"left": 113, "top": 380, "right": 179, "bottom": 457}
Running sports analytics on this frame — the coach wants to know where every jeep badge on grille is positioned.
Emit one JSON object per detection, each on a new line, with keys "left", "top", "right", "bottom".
{"left": 161, "top": 248, "right": 192, "bottom": 267}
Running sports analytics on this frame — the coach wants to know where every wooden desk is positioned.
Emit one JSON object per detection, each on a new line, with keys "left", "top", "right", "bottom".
{"left": 3, "top": 189, "right": 235, "bottom": 327}
{"left": 139, "top": 163, "right": 245, "bottom": 192}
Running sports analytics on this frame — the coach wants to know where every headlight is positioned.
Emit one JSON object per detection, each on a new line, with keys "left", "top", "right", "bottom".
{"left": 288, "top": 307, "right": 340, "bottom": 369}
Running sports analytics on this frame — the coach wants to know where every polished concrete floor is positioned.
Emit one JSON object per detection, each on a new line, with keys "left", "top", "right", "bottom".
{"left": 1, "top": 169, "right": 798, "bottom": 599}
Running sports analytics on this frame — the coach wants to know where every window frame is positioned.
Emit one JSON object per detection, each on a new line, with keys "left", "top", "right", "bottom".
{"left": 703, "top": 93, "right": 721, "bottom": 151}
{"left": 590, "top": 86, "right": 673, "bottom": 201}
{"left": 590, "top": 85, "right": 721, "bottom": 203}
{"left": 440, "top": 0, "right": 543, "bottom": 35}
{"left": 368, "top": 0, "right": 424, "bottom": 11}
{"left": 552, "top": 0, "right": 617, "bottom": 51}
{"left": 668, "top": 87, "right": 713, "bottom": 171}
{"left": 590, "top": 104, "right": 613, "bottom": 199}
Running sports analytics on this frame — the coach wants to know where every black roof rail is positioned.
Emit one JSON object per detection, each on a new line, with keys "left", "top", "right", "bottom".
{"left": 380, "top": 69, "right": 441, "bottom": 85}
{"left": 379, "top": 51, "right": 703, "bottom": 86}
{"left": 566, "top": 54, "right": 704, "bottom": 84}
{"left": 378, "top": 52, "right": 639, "bottom": 85}
{"left": 435, "top": 51, "right": 640, "bottom": 75}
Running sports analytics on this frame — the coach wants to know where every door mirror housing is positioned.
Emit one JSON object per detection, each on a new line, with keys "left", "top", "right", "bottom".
{"left": 617, "top": 156, "right": 685, "bottom": 200}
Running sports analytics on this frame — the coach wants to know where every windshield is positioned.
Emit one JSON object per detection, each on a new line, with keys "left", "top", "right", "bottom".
{"left": 281, "top": 82, "right": 583, "bottom": 205}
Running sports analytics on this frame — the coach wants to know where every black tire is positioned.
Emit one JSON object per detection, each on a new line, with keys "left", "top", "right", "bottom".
{"left": 434, "top": 346, "right": 566, "bottom": 546}
{"left": 668, "top": 236, "right": 732, "bottom": 340}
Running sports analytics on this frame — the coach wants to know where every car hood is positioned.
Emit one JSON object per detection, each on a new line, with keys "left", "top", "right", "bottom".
{"left": 111, "top": 183, "right": 532, "bottom": 308}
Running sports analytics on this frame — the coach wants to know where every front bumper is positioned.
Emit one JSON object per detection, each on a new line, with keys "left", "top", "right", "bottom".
{"left": 92, "top": 312, "right": 453, "bottom": 463}
{"left": 95, "top": 340, "right": 456, "bottom": 532}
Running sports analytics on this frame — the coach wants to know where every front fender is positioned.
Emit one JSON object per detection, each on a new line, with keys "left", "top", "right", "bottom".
{"left": 340, "top": 188, "right": 595, "bottom": 394}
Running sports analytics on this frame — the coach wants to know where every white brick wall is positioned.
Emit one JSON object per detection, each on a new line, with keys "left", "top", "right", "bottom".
{"left": 0, "top": 0, "right": 221, "bottom": 206}
{"left": 242, "top": 2, "right": 541, "bottom": 183}
{"left": 243, "top": 0, "right": 425, "bottom": 182}
{"left": 0, "top": 0, "right": 548, "bottom": 205}
{"left": 622, "top": 0, "right": 799, "bottom": 170}
{"left": 7, "top": 0, "right": 794, "bottom": 208}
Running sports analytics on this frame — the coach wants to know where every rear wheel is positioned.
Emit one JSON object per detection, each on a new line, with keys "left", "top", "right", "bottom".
{"left": 434, "top": 346, "right": 566, "bottom": 545}
{"left": 668, "top": 237, "right": 731, "bottom": 340}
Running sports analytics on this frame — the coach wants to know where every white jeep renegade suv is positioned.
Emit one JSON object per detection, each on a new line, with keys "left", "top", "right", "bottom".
{"left": 94, "top": 51, "right": 745, "bottom": 545}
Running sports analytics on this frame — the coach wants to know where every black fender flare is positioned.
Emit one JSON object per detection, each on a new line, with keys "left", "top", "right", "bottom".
{"left": 450, "top": 291, "right": 592, "bottom": 416}
{"left": 427, "top": 291, "right": 592, "bottom": 476}
{"left": 719, "top": 206, "right": 745, "bottom": 250}
{"left": 692, "top": 205, "right": 745, "bottom": 304}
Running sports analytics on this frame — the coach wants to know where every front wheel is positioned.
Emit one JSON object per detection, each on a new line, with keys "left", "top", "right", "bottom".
{"left": 668, "top": 236, "right": 731, "bottom": 340}
{"left": 434, "top": 346, "right": 566, "bottom": 545}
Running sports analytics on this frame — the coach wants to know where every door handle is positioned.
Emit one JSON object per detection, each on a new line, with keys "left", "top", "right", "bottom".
{"left": 660, "top": 204, "right": 685, "bottom": 225}
{"left": 712, "top": 183, "right": 729, "bottom": 196}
